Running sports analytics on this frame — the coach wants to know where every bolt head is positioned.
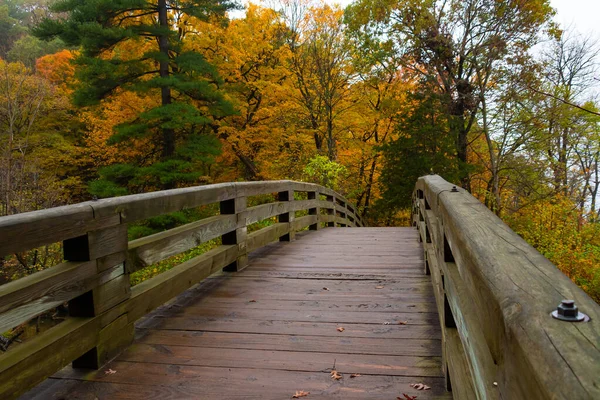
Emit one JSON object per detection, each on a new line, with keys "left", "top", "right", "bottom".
{"left": 551, "top": 299, "right": 590, "bottom": 322}
{"left": 557, "top": 300, "right": 578, "bottom": 317}
{"left": 561, "top": 299, "right": 575, "bottom": 308}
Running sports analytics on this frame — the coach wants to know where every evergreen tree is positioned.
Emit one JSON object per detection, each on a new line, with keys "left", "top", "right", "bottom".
{"left": 34, "top": 0, "right": 238, "bottom": 195}
{"left": 376, "top": 91, "right": 460, "bottom": 214}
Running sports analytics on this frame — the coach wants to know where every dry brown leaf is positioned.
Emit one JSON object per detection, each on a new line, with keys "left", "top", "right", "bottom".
{"left": 375, "top": 286, "right": 384, "bottom": 289}
{"left": 248, "top": 300, "right": 256, "bottom": 303}
{"left": 410, "top": 383, "right": 430, "bottom": 390}
{"left": 399, "top": 394, "right": 417, "bottom": 400}
{"left": 398, "top": 320, "right": 408, "bottom": 325}
{"left": 292, "top": 390, "right": 310, "bottom": 398}
{"left": 331, "top": 370, "right": 343, "bottom": 380}
{"left": 350, "top": 373, "right": 361, "bottom": 378}
{"left": 336, "top": 327, "right": 345, "bottom": 332}
{"left": 323, "top": 287, "right": 329, "bottom": 290}
{"left": 104, "top": 369, "right": 116, "bottom": 375}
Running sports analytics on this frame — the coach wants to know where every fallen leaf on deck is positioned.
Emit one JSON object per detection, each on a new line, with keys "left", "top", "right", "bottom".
{"left": 248, "top": 300, "right": 256, "bottom": 303}
{"left": 104, "top": 369, "right": 117, "bottom": 375}
{"left": 398, "top": 320, "right": 408, "bottom": 325}
{"left": 323, "top": 287, "right": 329, "bottom": 291}
{"left": 292, "top": 390, "right": 310, "bottom": 398}
{"left": 399, "top": 394, "right": 417, "bottom": 400}
{"left": 410, "top": 383, "right": 430, "bottom": 390}
{"left": 336, "top": 327, "right": 345, "bottom": 332}
{"left": 350, "top": 373, "right": 361, "bottom": 378}
{"left": 375, "top": 286, "right": 384, "bottom": 289}
{"left": 331, "top": 370, "right": 343, "bottom": 380}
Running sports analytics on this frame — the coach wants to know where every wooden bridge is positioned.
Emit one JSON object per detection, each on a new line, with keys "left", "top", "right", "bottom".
{"left": 0, "top": 176, "right": 598, "bottom": 399}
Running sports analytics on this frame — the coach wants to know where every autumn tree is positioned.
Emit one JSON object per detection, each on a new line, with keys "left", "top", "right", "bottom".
{"left": 0, "top": 1, "right": 66, "bottom": 67}
{"left": 532, "top": 31, "right": 599, "bottom": 197}
{"left": 0, "top": 3, "right": 27, "bottom": 58}
{"left": 346, "top": 0, "right": 554, "bottom": 188}
{"left": 0, "top": 58, "right": 77, "bottom": 216}
{"left": 188, "top": 4, "right": 305, "bottom": 181}
{"left": 34, "top": 0, "right": 237, "bottom": 195}
{"left": 283, "top": 2, "right": 355, "bottom": 161}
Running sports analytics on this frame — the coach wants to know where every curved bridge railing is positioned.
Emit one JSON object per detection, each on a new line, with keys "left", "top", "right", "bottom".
{"left": 0, "top": 180, "right": 363, "bottom": 399}
{"left": 413, "top": 174, "right": 600, "bottom": 400}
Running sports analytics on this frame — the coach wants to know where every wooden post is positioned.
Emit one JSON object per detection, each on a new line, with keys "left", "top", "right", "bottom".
{"left": 64, "top": 224, "right": 133, "bottom": 369}
{"left": 308, "top": 191, "right": 320, "bottom": 231}
{"left": 325, "top": 195, "right": 336, "bottom": 227}
{"left": 340, "top": 200, "right": 349, "bottom": 227}
{"left": 347, "top": 204, "right": 356, "bottom": 227}
{"left": 221, "top": 197, "right": 248, "bottom": 271}
{"left": 278, "top": 189, "right": 295, "bottom": 241}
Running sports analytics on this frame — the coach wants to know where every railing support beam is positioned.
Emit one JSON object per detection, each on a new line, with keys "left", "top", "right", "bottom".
{"left": 220, "top": 197, "right": 248, "bottom": 271}
{"left": 277, "top": 190, "right": 295, "bottom": 241}
{"left": 64, "top": 225, "right": 133, "bottom": 369}
{"left": 308, "top": 191, "right": 320, "bottom": 231}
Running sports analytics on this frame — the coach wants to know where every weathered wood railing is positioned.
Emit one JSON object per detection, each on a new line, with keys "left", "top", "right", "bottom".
{"left": 413, "top": 175, "right": 600, "bottom": 400}
{"left": 0, "top": 180, "right": 363, "bottom": 399}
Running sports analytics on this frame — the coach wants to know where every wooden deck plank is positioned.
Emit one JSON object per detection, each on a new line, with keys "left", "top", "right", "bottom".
{"left": 137, "top": 320, "right": 441, "bottom": 339}
{"left": 151, "top": 307, "right": 438, "bottom": 325}
{"left": 168, "top": 297, "right": 438, "bottom": 312}
{"left": 117, "top": 344, "right": 444, "bottom": 376}
{"left": 21, "top": 227, "right": 451, "bottom": 400}
{"left": 136, "top": 330, "right": 441, "bottom": 356}
{"left": 27, "top": 369, "right": 453, "bottom": 400}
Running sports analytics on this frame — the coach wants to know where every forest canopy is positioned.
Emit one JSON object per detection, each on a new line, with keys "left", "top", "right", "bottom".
{"left": 0, "top": 0, "right": 599, "bottom": 301}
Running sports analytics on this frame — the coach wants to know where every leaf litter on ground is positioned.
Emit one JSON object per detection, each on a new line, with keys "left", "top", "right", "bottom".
{"left": 292, "top": 390, "right": 310, "bottom": 398}
{"left": 410, "top": 383, "right": 431, "bottom": 390}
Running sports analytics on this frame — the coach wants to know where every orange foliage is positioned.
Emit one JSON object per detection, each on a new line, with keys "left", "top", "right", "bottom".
{"left": 36, "top": 50, "right": 77, "bottom": 90}
{"left": 79, "top": 90, "right": 157, "bottom": 168}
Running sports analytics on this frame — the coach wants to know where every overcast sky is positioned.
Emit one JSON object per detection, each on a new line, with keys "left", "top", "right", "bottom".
{"left": 550, "top": 0, "right": 599, "bottom": 36}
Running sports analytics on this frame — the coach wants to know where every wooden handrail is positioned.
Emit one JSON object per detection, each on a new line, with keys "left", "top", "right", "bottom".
{"left": 0, "top": 180, "right": 363, "bottom": 400}
{"left": 413, "top": 175, "right": 600, "bottom": 400}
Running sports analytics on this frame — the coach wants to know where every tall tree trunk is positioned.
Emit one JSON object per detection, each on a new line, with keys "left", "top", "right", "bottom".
{"left": 158, "top": 0, "right": 175, "bottom": 162}
{"left": 362, "top": 154, "right": 379, "bottom": 219}
{"left": 326, "top": 110, "right": 335, "bottom": 161}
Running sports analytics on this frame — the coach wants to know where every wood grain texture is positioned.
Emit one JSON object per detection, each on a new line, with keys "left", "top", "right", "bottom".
{"left": 21, "top": 227, "right": 446, "bottom": 400}
{"left": 0, "top": 261, "right": 96, "bottom": 333}
{"left": 0, "top": 207, "right": 119, "bottom": 258}
{"left": 246, "top": 222, "right": 289, "bottom": 252}
{"left": 0, "top": 317, "right": 99, "bottom": 400}
{"left": 416, "top": 174, "right": 600, "bottom": 400}
{"left": 127, "top": 214, "right": 237, "bottom": 272}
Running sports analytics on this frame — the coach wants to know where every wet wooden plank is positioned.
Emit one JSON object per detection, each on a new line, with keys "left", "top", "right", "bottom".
{"left": 175, "top": 297, "right": 438, "bottom": 313}
{"left": 155, "top": 307, "right": 438, "bottom": 325}
{"left": 28, "top": 367, "right": 452, "bottom": 400}
{"left": 136, "top": 330, "right": 441, "bottom": 356}
{"left": 137, "top": 321, "right": 441, "bottom": 340}
{"left": 21, "top": 227, "right": 449, "bottom": 400}
{"left": 118, "top": 344, "right": 443, "bottom": 377}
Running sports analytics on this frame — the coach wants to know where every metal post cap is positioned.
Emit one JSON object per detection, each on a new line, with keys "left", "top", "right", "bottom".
{"left": 551, "top": 299, "right": 590, "bottom": 322}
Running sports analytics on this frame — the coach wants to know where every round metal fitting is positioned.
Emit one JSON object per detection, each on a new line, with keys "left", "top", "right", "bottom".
{"left": 451, "top": 186, "right": 459, "bottom": 192}
{"left": 551, "top": 299, "right": 590, "bottom": 322}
